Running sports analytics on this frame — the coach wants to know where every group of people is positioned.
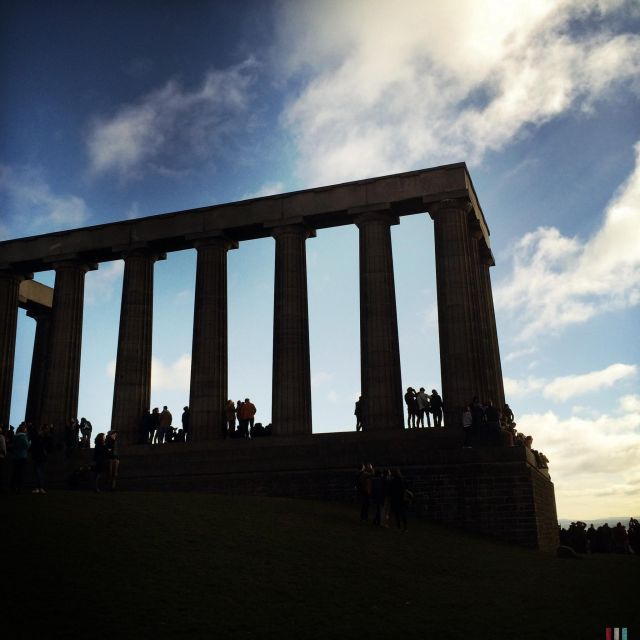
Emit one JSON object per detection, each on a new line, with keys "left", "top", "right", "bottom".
{"left": 559, "top": 519, "right": 639, "bottom": 555}
{"left": 403, "top": 388, "right": 444, "bottom": 428}
{"left": 92, "top": 431, "right": 120, "bottom": 492}
{"left": 461, "top": 397, "right": 548, "bottom": 470}
{"left": 139, "top": 406, "right": 189, "bottom": 444}
{"left": 356, "top": 464, "right": 412, "bottom": 531}
{"left": 0, "top": 422, "right": 54, "bottom": 494}
{"left": 224, "top": 399, "right": 270, "bottom": 438}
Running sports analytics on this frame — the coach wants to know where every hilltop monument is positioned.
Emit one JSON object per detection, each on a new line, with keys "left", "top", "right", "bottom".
{"left": 0, "top": 163, "right": 558, "bottom": 550}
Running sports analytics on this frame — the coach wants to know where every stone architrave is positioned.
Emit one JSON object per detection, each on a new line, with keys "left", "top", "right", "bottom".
{"left": 25, "top": 306, "right": 52, "bottom": 426}
{"left": 40, "top": 261, "right": 94, "bottom": 440}
{"left": 271, "top": 224, "right": 314, "bottom": 436}
{"left": 0, "top": 271, "right": 29, "bottom": 430}
{"left": 189, "top": 236, "right": 237, "bottom": 441}
{"left": 355, "top": 211, "right": 404, "bottom": 431}
{"left": 430, "top": 198, "right": 484, "bottom": 429}
{"left": 111, "top": 250, "right": 163, "bottom": 445}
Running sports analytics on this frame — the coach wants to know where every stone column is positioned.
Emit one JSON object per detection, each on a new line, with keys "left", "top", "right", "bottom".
{"left": 111, "top": 251, "right": 162, "bottom": 445}
{"left": 40, "top": 261, "right": 93, "bottom": 441}
{"left": 189, "top": 237, "right": 237, "bottom": 441}
{"left": 430, "top": 199, "right": 484, "bottom": 429}
{"left": 468, "top": 227, "right": 493, "bottom": 405}
{"left": 0, "top": 271, "right": 28, "bottom": 430}
{"left": 25, "top": 306, "right": 52, "bottom": 426}
{"left": 356, "top": 212, "right": 404, "bottom": 431}
{"left": 479, "top": 250, "right": 505, "bottom": 409}
{"left": 271, "top": 224, "right": 314, "bottom": 436}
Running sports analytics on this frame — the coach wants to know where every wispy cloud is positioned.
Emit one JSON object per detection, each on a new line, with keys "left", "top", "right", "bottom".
{"left": 151, "top": 354, "right": 191, "bottom": 393}
{"left": 85, "top": 260, "right": 125, "bottom": 305}
{"left": 87, "top": 59, "right": 259, "bottom": 179}
{"left": 0, "top": 165, "right": 90, "bottom": 236}
{"left": 505, "top": 363, "right": 637, "bottom": 402}
{"left": 278, "top": 0, "right": 640, "bottom": 184}
{"left": 496, "top": 140, "right": 640, "bottom": 339}
{"left": 242, "top": 181, "right": 285, "bottom": 200}
{"left": 543, "top": 363, "right": 637, "bottom": 402}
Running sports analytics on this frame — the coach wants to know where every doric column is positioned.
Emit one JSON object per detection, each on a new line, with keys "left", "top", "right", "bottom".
{"left": 430, "top": 199, "right": 483, "bottom": 429}
{"left": 479, "top": 250, "right": 505, "bottom": 409}
{"left": 25, "top": 306, "right": 52, "bottom": 426}
{"left": 356, "top": 211, "right": 404, "bottom": 431}
{"left": 271, "top": 224, "right": 314, "bottom": 436}
{"left": 189, "top": 236, "right": 237, "bottom": 441}
{"left": 111, "top": 250, "right": 163, "bottom": 445}
{"left": 468, "top": 226, "right": 493, "bottom": 405}
{"left": 0, "top": 270, "right": 29, "bottom": 430}
{"left": 40, "top": 261, "right": 94, "bottom": 441}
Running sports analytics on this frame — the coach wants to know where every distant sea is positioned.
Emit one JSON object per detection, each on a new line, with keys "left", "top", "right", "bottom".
{"left": 558, "top": 517, "right": 639, "bottom": 528}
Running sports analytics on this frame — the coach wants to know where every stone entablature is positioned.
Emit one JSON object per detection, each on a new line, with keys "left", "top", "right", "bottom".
{"left": 0, "top": 163, "right": 492, "bottom": 272}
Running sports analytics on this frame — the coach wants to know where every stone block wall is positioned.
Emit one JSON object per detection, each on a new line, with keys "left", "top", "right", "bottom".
{"left": 38, "top": 429, "right": 559, "bottom": 551}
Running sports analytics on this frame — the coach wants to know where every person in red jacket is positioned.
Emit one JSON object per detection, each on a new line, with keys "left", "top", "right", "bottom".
{"left": 237, "top": 398, "right": 256, "bottom": 438}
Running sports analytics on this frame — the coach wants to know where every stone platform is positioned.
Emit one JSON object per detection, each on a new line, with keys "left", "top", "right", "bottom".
{"left": 40, "top": 429, "right": 559, "bottom": 552}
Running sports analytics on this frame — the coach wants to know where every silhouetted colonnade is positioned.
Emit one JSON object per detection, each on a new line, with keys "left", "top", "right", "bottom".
{"left": 0, "top": 163, "right": 505, "bottom": 445}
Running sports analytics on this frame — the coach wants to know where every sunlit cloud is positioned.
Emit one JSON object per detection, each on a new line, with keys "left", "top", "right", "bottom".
{"left": 543, "top": 363, "right": 637, "bottom": 402}
{"left": 278, "top": 0, "right": 640, "bottom": 184}
{"left": 87, "top": 59, "right": 259, "bottom": 179}
{"left": 496, "top": 140, "right": 640, "bottom": 339}
{"left": 518, "top": 402, "right": 640, "bottom": 518}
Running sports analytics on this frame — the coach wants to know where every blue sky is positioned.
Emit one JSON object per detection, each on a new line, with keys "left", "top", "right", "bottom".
{"left": 1, "top": 0, "right": 639, "bottom": 519}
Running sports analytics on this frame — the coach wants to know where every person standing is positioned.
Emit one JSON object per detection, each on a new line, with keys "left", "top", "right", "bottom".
{"left": 357, "top": 464, "right": 373, "bottom": 522}
{"left": 11, "top": 425, "right": 30, "bottom": 493}
{"left": 225, "top": 400, "right": 236, "bottom": 438}
{"left": 354, "top": 396, "right": 363, "bottom": 431}
{"left": 238, "top": 398, "right": 256, "bottom": 438}
{"left": 105, "top": 431, "right": 120, "bottom": 491}
{"left": 93, "top": 433, "right": 108, "bottom": 492}
{"left": 158, "top": 406, "right": 172, "bottom": 444}
{"left": 462, "top": 406, "right": 473, "bottom": 447}
{"left": 430, "top": 389, "right": 444, "bottom": 427}
{"left": 416, "top": 388, "right": 430, "bottom": 428}
{"left": 181, "top": 406, "right": 190, "bottom": 442}
{"left": 404, "top": 388, "right": 417, "bottom": 428}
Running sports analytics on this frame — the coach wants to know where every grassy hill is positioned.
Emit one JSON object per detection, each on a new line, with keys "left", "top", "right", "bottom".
{"left": 3, "top": 491, "right": 638, "bottom": 639}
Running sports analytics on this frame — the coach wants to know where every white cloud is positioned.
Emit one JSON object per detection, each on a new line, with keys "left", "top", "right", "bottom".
{"left": 619, "top": 394, "right": 640, "bottom": 413}
{"left": 543, "top": 363, "right": 637, "bottom": 402}
{"left": 151, "top": 354, "right": 191, "bottom": 393}
{"left": 504, "top": 375, "right": 545, "bottom": 397}
{"left": 495, "top": 140, "right": 640, "bottom": 339}
{"left": 278, "top": 0, "right": 640, "bottom": 184}
{"left": 87, "top": 59, "right": 258, "bottom": 179}
{"left": 106, "top": 353, "right": 192, "bottom": 394}
{"left": 505, "top": 363, "right": 637, "bottom": 402}
{"left": 0, "top": 165, "right": 90, "bottom": 235}
{"left": 518, "top": 403, "right": 640, "bottom": 518}
{"left": 311, "top": 371, "right": 333, "bottom": 387}
{"left": 504, "top": 346, "right": 538, "bottom": 363}
{"left": 242, "top": 181, "right": 285, "bottom": 200}
{"left": 85, "top": 260, "right": 124, "bottom": 305}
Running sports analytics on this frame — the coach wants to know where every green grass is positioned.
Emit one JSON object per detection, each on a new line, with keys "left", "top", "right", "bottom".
{"left": 3, "top": 491, "right": 638, "bottom": 639}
